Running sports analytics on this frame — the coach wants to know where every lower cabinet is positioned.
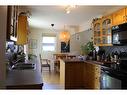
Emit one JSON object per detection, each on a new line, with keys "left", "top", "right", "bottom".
{"left": 59, "top": 60, "right": 101, "bottom": 89}
{"left": 85, "top": 62, "right": 101, "bottom": 89}
{"left": 60, "top": 59, "right": 85, "bottom": 89}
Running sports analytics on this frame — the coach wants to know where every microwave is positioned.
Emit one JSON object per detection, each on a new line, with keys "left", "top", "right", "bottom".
{"left": 112, "top": 23, "right": 127, "bottom": 45}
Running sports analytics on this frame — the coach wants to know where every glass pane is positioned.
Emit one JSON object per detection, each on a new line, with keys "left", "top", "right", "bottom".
{"left": 107, "top": 36, "right": 111, "bottom": 44}
{"left": 102, "top": 20, "right": 106, "bottom": 29}
{"left": 107, "top": 29, "right": 111, "bottom": 35}
{"left": 94, "top": 23, "right": 100, "bottom": 30}
{"left": 102, "top": 37, "right": 107, "bottom": 44}
{"left": 94, "top": 38, "right": 97, "bottom": 44}
{"left": 94, "top": 31, "right": 96, "bottom": 36}
{"left": 42, "top": 37, "right": 56, "bottom": 43}
{"left": 97, "top": 38, "right": 101, "bottom": 44}
{"left": 107, "top": 19, "right": 111, "bottom": 25}
{"left": 97, "top": 31, "right": 100, "bottom": 36}
{"left": 43, "top": 46, "right": 55, "bottom": 51}
{"left": 42, "top": 36, "right": 56, "bottom": 51}
{"left": 102, "top": 30, "right": 106, "bottom": 35}
{"left": 102, "top": 36, "right": 111, "bottom": 44}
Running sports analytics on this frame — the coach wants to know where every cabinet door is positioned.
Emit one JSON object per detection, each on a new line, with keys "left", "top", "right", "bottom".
{"left": 101, "top": 16, "right": 112, "bottom": 46}
{"left": 93, "top": 19, "right": 102, "bottom": 46}
{"left": 86, "top": 63, "right": 100, "bottom": 89}
{"left": 86, "top": 66, "right": 95, "bottom": 89}
{"left": 125, "top": 8, "right": 127, "bottom": 22}
{"left": 112, "top": 8, "right": 126, "bottom": 26}
{"left": 94, "top": 65, "right": 100, "bottom": 89}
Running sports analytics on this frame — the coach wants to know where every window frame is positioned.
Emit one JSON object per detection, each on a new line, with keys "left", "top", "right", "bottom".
{"left": 42, "top": 36, "right": 56, "bottom": 51}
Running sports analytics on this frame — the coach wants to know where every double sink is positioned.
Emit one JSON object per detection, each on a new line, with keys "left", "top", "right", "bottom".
{"left": 12, "top": 63, "right": 36, "bottom": 70}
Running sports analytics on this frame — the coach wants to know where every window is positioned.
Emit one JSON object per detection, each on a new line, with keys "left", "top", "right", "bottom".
{"left": 42, "top": 36, "right": 56, "bottom": 51}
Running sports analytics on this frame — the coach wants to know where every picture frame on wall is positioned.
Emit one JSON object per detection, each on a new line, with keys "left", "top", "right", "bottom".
{"left": 61, "top": 41, "right": 70, "bottom": 53}
{"left": 76, "top": 34, "right": 80, "bottom": 41}
{"left": 29, "top": 39, "right": 37, "bottom": 49}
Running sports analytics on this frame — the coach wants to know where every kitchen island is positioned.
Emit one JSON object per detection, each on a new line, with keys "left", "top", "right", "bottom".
{"left": 59, "top": 59, "right": 102, "bottom": 89}
{"left": 60, "top": 59, "right": 86, "bottom": 89}
{"left": 6, "top": 58, "right": 43, "bottom": 89}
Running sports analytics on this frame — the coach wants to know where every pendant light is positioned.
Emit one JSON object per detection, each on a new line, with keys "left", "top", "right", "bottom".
{"left": 59, "top": 25, "right": 70, "bottom": 44}
{"left": 16, "top": 12, "right": 28, "bottom": 45}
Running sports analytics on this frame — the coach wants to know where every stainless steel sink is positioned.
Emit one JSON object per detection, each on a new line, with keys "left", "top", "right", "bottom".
{"left": 12, "top": 63, "right": 36, "bottom": 70}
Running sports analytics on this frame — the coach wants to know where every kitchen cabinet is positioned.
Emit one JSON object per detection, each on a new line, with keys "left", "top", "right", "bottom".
{"left": 7, "top": 6, "right": 18, "bottom": 41}
{"left": 93, "top": 16, "right": 112, "bottom": 46}
{"left": 93, "top": 7, "right": 127, "bottom": 46}
{"left": 59, "top": 59, "right": 101, "bottom": 89}
{"left": 112, "top": 8, "right": 126, "bottom": 26}
{"left": 101, "top": 15, "right": 112, "bottom": 46}
{"left": 60, "top": 59, "right": 85, "bottom": 89}
{"left": 93, "top": 19, "right": 102, "bottom": 46}
{"left": 125, "top": 7, "right": 127, "bottom": 21}
{"left": 85, "top": 62, "right": 100, "bottom": 89}
{"left": 16, "top": 14, "right": 28, "bottom": 45}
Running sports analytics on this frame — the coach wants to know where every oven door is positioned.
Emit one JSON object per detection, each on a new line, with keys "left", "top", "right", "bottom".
{"left": 100, "top": 68, "right": 122, "bottom": 89}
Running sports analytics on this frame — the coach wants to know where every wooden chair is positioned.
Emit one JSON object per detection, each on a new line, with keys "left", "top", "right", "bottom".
{"left": 39, "top": 54, "right": 51, "bottom": 72}
{"left": 53, "top": 53, "right": 68, "bottom": 72}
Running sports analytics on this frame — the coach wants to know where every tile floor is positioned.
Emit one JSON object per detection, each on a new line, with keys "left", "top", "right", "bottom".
{"left": 42, "top": 69, "right": 63, "bottom": 90}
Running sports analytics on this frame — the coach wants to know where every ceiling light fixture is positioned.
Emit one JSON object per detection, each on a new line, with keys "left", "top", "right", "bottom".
{"left": 51, "top": 24, "right": 54, "bottom": 27}
{"left": 59, "top": 25, "right": 70, "bottom": 44}
{"left": 65, "top": 5, "right": 77, "bottom": 14}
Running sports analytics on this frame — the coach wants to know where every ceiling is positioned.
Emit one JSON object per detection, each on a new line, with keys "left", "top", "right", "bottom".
{"left": 19, "top": 6, "right": 124, "bottom": 30}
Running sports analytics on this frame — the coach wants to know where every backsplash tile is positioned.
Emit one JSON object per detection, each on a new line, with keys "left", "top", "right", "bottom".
{"left": 100, "top": 46, "right": 127, "bottom": 56}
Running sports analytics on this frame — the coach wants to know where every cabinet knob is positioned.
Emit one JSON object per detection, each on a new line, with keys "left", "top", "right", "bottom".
{"left": 95, "top": 68, "right": 98, "bottom": 70}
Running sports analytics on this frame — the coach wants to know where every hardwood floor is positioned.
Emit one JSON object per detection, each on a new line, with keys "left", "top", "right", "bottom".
{"left": 42, "top": 69, "right": 63, "bottom": 90}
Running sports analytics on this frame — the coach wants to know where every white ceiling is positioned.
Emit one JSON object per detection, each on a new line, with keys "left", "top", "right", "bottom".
{"left": 19, "top": 6, "right": 124, "bottom": 30}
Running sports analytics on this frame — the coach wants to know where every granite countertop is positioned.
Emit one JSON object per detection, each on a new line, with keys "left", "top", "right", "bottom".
{"left": 61, "top": 58, "right": 85, "bottom": 63}
{"left": 6, "top": 58, "right": 43, "bottom": 89}
{"left": 85, "top": 60, "right": 127, "bottom": 79}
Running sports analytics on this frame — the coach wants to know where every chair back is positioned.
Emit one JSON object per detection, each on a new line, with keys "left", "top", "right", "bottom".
{"left": 39, "top": 54, "right": 42, "bottom": 63}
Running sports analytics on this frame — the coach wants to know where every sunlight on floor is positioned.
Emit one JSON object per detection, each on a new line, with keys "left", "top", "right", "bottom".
{"left": 42, "top": 69, "right": 63, "bottom": 90}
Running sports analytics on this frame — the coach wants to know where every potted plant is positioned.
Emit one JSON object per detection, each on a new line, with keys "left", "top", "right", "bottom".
{"left": 28, "top": 54, "right": 37, "bottom": 60}
{"left": 81, "top": 41, "right": 95, "bottom": 59}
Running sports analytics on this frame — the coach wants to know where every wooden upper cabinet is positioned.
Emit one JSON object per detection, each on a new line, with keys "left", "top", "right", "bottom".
{"left": 125, "top": 7, "right": 127, "bottom": 21}
{"left": 112, "top": 8, "right": 126, "bottom": 26}
{"left": 93, "top": 16, "right": 113, "bottom": 46}
{"left": 101, "top": 15, "right": 112, "bottom": 46}
{"left": 16, "top": 15, "right": 28, "bottom": 45}
{"left": 93, "top": 7, "right": 127, "bottom": 46}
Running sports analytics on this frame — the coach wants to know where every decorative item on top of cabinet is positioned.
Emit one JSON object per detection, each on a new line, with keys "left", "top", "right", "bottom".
{"left": 7, "top": 6, "right": 18, "bottom": 41}
{"left": 16, "top": 13, "right": 28, "bottom": 45}
{"left": 112, "top": 7, "right": 126, "bottom": 26}
{"left": 101, "top": 15, "right": 112, "bottom": 46}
